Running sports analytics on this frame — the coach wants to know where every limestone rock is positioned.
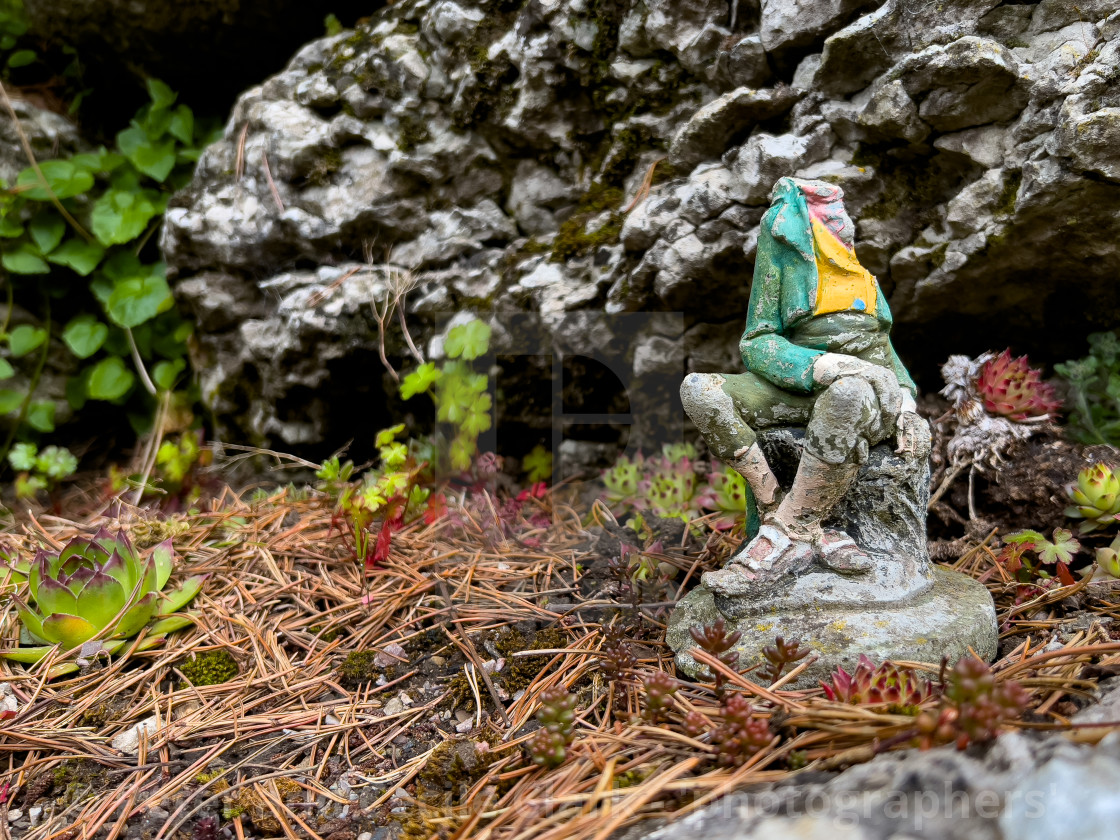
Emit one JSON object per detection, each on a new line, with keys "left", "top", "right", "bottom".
{"left": 669, "top": 86, "right": 801, "bottom": 170}
{"left": 760, "top": 0, "right": 879, "bottom": 57}
{"left": 162, "top": 0, "right": 1120, "bottom": 459}
{"left": 631, "top": 731, "right": 1120, "bottom": 840}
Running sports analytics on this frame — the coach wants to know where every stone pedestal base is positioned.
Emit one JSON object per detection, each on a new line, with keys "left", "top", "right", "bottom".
{"left": 668, "top": 566, "right": 998, "bottom": 687}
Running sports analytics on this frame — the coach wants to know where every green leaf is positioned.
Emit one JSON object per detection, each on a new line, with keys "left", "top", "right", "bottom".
{"left": 2, "top": 244, "right": 49, "bottom": 274}
{"left": 27, "top": 401, "right": 55, "bottom": 433}
{"left": 28, "top": 212, "right": 65, "bottom": 256}
{"left": 36, "top": 446, "right": 77, "bottom": 479}
{"left": 152, "top": 358, "right": 185, "bottom": 391}
{"left": 8, "top": 442, "right": 37, "bottom": 471}
{"left": 116, "top": 126, "right": 177, "bottom": 182}
{"left": 375, "top": 424, "right": 406, "bottom": 448}
{"left": 0, "top": 359, "right": 13, "bottom": 379}
{"left": 523, "top": 445, "right": 553, "bottom": 483}
{"left": 86, "top": 356, "right": 135, "bottom": 400}
{"left": 16, "top": 160, "right": 94, "bottom": 200}
{"left": 168, "top": 105, "right": 194, "bottom": 145}
{"left": 0, "top": 215, "right": 23, "bottom": 238}
{"left": 0, "top": 390, "right": 24, "bottom": 414}
{"left": 1037, "top": 528, "right": 1080, "bottom": 566}
{"left": 62, "top": 316, "right": 109, "bottom": 358}
{"left": 146, "top": 78, "right": 178, "bottom": 110}
{"left": 48, "top": 239, "right": 105, "bottom": 275}
{"left": 7, "top": 49, "right": 36, "bottom": 68}
{"left": 105, "top": 272, "right": 172, "bottom": 328}
{"left": 449, "top": 435, "right": 475, "bottom": 472}
{"left": 444, "top": 320, "right": 491, "bottom": 360}
{"left": 400, "top": 362, "right": 440, "bottom": 399}
{"left": 159, "top": 575, "right": 204, "bottom": 615}
{"left": 70, "top": 150, "right": 125, "bottom": 174}
{"left": 8, "top": 324, "right": 47, "bottom": 357}
{"left": 90, "top": 187, "right": 160, "bottom": 246}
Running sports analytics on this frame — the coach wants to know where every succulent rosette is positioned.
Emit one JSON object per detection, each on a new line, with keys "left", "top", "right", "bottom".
{"left": 822, "top": 655, "right": 933, "bottom": 710}
{"left": 1065, "top": 463, "right": 1120, "bottom": 533}
{"left": 975, "top": 350, "right": 1062, "bottom": 421}
{"left": 4, "top": 527, "right": 203, "bottom": 665}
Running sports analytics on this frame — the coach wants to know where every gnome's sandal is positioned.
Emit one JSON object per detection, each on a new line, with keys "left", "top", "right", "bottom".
{"left": 817, "top": 529, "right": 873, "bottom": 574}
{"left": 704, "top": 523, "right": 814, "bottom": 595}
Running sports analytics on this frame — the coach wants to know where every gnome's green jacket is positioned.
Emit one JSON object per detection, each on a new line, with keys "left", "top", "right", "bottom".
{"left": 739, "top": 178, "right": 917, "bottom": 397}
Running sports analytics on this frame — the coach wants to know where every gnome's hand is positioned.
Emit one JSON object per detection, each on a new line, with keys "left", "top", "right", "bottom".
{"left": 813, "top": 353, "right": 904, "bottom": 426}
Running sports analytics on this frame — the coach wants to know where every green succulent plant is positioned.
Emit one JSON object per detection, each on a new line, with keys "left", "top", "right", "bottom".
{"left": 1065, "top": 463, "right": 1120, "bottom": 533}
{"left": 1095, "top": 533, "right": 1120, "bottom": 579}
{"left": 3, "top": 527, "right": 203, "bottom": 668}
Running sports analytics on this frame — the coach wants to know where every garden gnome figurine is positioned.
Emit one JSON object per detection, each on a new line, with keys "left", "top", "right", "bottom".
{"left": 680, "top": 177, "right": 932, "bottom": 596}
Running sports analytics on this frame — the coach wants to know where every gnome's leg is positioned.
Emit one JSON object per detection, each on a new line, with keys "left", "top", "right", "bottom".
{"left": 702, "top": 375, "right": 880, "bottom": 596}
{"left": 777, "top": 375, "right": 884, "bottom": 573}
{"left": 680, "top": 372, "right": 810, "bottom": 511}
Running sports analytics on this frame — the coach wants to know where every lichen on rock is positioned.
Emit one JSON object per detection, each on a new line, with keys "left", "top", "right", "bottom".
{"left": 163, "top": 0, "right": 1120, "bottom": 461}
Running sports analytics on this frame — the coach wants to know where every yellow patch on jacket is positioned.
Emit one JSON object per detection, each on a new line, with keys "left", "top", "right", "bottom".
{"left": 810, "top": 218, "right": 878, "bottom": 317}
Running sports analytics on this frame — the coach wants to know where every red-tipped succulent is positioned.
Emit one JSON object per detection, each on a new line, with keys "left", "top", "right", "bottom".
{"left": 975, "top": 350, "right": 1061, "bottom": 420}
{"left": 822, "top": 655, "right": 934, "bottom": 711}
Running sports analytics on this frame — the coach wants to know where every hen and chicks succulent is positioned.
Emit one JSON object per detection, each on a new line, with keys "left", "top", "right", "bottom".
{"left": 3, "top": 527, "right": 202, "bottom": 668}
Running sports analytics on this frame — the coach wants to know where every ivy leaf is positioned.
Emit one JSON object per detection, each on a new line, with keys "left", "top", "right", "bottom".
{"left": 16, "top": 160, "right": 94, "bottom": 200}
{"left": 86, "top": 356, "right": 135, "bottom": 400}
{"left": 8, "top": 325, "right": 47, "bottom": 357}
{"left": 168, "top": 105, "right": 194, "bottom": 145}
{"left": 26, "top": 401, "right": 55, "bottom": 433}
{"left": 400, "top": 362, "right": 440, "bottom": 399}
{"left": 29, "top": 211, "right": 65, "bottom": 254}
{"left": 7, "top": 49, "right": 36, "bottom": 68}
{"left": 444, "top": 320, "right": 491, "bottom": 361}
{"left": 146, "top": 78, "right": 178, "bottom": 110}
{"left": 0, "top": 359, "right": 13, "bottom": 379}
{"left": 90, "top": 187, "right": 160, "bottom": 246}
{"left": 1036, "top": 528, "right": 1080, "bottom": 566}
{"left": 152, "top": 358, "right": 186, "bottom": 391}
{"left": 105, "top": 272, "right": 172, "bottom": 328}
{"left": 0, "top": 214, "right": 23, "bottom": 237}
{"left": 0, "top": 390, "right": 24, "bottom": 414}
{"left": 48, "top": 239, "right": 105, "bottom": 275}
{"left": 62, "top": 316, "right": 109, "bottom": 359}
{"left": 1, "top": 244, "right": 49, "bottom": 274}
{"left": 116, "top": 126, "right": 177, "bottom": 182}
{"left": 69, "top": 150, "right": 127, "bottom": 174}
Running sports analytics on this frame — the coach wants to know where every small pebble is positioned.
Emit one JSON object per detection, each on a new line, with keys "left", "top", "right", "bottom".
{"left": 455, "top": 719, "right": 474, "bottom": 733}
{"left": 28, "top": 806, "right": 42, "bottom": 827}
{"left": 374, "top": 643, "right": 407, "bottom": 668}
{"left": 7, "top": 809, "right": 22, "bottom": 822}
{"left": 357, "top": 833, "right": 374, "bottom": 840}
